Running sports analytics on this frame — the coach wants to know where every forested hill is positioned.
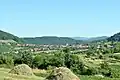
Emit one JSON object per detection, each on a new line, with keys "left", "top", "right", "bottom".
{"left": 108, "top": 32, "right": 120, "bottom": 41}
{"left": 0, "top": 30, "right": 24, "bottom": 43}
{"left": 22, "top": 36, "right": 83, "bottom": 45}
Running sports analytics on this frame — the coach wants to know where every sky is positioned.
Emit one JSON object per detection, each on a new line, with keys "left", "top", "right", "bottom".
{"left": 0, "top": 0, "right": 120, "bottom": 37}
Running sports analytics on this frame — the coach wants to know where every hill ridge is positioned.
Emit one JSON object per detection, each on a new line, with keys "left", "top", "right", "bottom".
{"left": 0, "top": 30, "right": 23, "bottom": 43}
{"left": 22, "top": 36, "right": 83, "bottom": 45}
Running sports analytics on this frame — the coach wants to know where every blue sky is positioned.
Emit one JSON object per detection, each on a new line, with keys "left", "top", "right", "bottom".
{"left": 0, "top": 0, "right": 120, "bottom": 37}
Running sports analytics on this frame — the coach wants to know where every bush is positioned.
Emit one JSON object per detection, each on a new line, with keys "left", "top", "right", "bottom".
{"left": 13, "top": 51, "right": 33, "bottom": 67}
{"left": 69, "top": 54, "right": 86, "bottom": 75}
{"left": 100, "top": 61, "right": 112, "bottom": 77}
{"left": 33, "top": 52, "right": 65, "bottom": 69}
{"left": 99, "top": 54, "right": 104, "bottom": 59}
{"left": 0, "top": 54, "right": 14, "bottom": 68}
{"left": 110, "top": 65, "right": 120, "bottom": 78}
{"left": 113, "top": 54, "right": 120, "bottom": 59}
{"left": 85, "top": 67, "right": 99, "bottom": 75}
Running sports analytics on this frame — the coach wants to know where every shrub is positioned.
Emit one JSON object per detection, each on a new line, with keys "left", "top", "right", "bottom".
{"left": 13, "top": 51, "right": 33, "bottom": 67}
{"left": 85, "top": 67, "right": 99, "bottom": 75}
{"left": 0, "top": 54, "right": 14, "bottom": 68}
{"left": 33, "top": 53, "right": 65, "bottom": 69}
{"left": 113, "top": 54, "right": 120, "bottom": 59}
{"left": 100, "top": 61, "right": 112, "bottom": 77}
{"left": 110, "top": 65, "right": 120, "bottom": 78}
{"left": 99, "top": 54, "right": 104, "bottom": 59}
{"left": 69, "top": 54, "right": 86, "bottom": 75}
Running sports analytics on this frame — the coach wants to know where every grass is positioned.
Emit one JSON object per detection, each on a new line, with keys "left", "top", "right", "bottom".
{"left": 2, "top": 67, "right": 120, "bottom": 80}
{"left": 75, "top": 54, "right": 120, "bottom": 80}
{"left": 80, "top": 75, "right": 120, "bottom": 80}
{"left": 0, "top": 68, "right": 44, "bottom": 80}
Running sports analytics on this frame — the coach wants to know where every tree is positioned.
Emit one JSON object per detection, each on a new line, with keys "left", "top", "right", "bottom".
{"left": 70, "top": 54, "right": 86, "bottom": 75}
{"left": 62, "top": 47, "right": 70, "bottom": 53}
{"left": 13, "top": 51, "right": 33, "bottom": 67}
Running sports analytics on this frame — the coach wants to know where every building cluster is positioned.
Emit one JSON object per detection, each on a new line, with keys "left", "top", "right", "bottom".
{"left": 16, "top": 43, "right": 89, "bottom": 52}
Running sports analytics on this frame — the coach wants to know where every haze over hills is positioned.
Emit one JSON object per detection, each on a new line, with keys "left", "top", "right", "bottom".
{"left": 71, "top": 37, "right": 89, "bottom": 40}
{"left": 72, "top": 36, "right": 108, "bottom": 42}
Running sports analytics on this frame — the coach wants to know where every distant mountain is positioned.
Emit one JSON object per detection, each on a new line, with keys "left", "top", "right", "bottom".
{"left": 0, "top": 30, "right": 109, "bottom": 44}
{"left": 88, "top": 36, "right": 108, "bottom": 41}
{"left": 0, "top": 30, "right": 24, "bottom": 43}
{"left": 108, "top": 32, "right": 120, "bottom": 41}
{"left": 72, "top": 36, "right": 108, "bottom": 42}
{"left": 23, "top": 36, "right": 83, "bottom": 45}
{"left": 72, "top": 37, "right": 89, "bottom": 40}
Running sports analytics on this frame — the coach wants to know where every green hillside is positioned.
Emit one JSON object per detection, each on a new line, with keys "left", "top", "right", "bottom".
{"left": 23, "top": 36, "right": 83, "bottom": 45}
{"left": 0, "top": 30, "right": 23, "bottom": 43}
{"left": 108, "top": 32, "right": 120, "bottom": 41}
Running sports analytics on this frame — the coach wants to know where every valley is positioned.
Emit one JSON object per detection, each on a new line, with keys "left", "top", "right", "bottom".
{"left": 0, "top": 30, "right": 120, "bottom": 80}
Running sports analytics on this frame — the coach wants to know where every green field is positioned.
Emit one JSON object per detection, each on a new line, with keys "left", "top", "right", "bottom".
{"left": 0, "top": 68, "right": 44, "bottom": 80}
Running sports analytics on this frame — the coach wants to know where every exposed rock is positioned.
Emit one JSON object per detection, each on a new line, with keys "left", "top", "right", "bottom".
{"left": 9, "top": 64, "right": 33, "bottom": 76}
{"left": 46, "top": 67, "right": 80, "bottom": 80}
